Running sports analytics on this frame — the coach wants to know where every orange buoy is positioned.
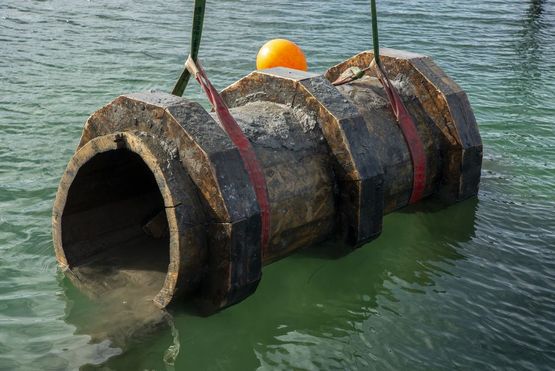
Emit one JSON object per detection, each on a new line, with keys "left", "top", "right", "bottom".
{"left": 256, "top": 39, "right": 308, "bottom": 71}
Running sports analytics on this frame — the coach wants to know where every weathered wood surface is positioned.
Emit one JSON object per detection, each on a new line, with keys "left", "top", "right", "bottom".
{"left": 325, "top": 48, "right": 483, "bottom": 202}
{"left": 52, "top": 131, "right": 208, "bottom": 308}
{"left": 52, "top": 49, "right": 482, "bottom": 314}
{"left": 221, "top": 68, "right": 385, "bottom": 247}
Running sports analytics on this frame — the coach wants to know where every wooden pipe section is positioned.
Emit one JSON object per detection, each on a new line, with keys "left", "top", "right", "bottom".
{"left": 52, "top": 49, "right": 482, "bottom": 314}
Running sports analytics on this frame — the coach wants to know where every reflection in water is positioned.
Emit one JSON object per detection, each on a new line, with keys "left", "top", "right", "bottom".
{"left": 511, "top": 0, "right": 549, "bottom": 98}
{"left": 251, "top": 199, "right": 477, "bottom": 369}
{"left": 59, "top": 198, "right": 478, "bottom": 369}
{"left": 60, "top": 278, "right": 177, "bottom": 369}
{"left": 162, "top": 314, "right": 181, "bottom": 369}
{"left": 519, "top": 0, "right": 547, "bottom": 59}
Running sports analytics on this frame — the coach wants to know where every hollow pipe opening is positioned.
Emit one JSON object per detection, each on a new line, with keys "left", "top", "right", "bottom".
{"left": 53, "top": 135, "right": 179, "bottom": 304}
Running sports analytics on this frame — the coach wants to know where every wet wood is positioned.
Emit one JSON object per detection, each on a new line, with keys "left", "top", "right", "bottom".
{"left": 222, "top": 68, "right": 385, "bottom": 247}
{"left": 52, "top": 49, "right": 482, "bottom": 314}
{"left": 325, "top": 48, "right": 483, "bottom": 203}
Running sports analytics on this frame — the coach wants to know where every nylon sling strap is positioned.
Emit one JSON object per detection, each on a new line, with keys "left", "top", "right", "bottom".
{"left": 184, "top": 57, "right": 271, "bottom": 250}
{"left": 372, "top": 60, "right": 426, "bottom": 203}
{"left": 172, "top": 0, "right": 271, "bottom": 252}
{"left": 370, "top": 0, "right": 426, "bottom": 203}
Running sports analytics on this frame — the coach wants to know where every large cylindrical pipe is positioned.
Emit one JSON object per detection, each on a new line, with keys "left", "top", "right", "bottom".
{"left": 52, "top": 49, "right": 482, "bottom": 314}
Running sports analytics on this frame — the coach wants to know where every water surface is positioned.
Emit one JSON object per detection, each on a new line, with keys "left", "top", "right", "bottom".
{"left": 1, "top": 0, "right": 554, "bottom": 369}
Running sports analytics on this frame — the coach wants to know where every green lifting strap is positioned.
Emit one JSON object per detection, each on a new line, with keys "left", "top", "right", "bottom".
{"left": 172, "top": 0, "right": 381, "bottom": 96}
{"left": 172, "top": 0, "right": 206, "bottom": 96}
{"left": 174, "top": 0, "right": 379, "bottom": 93}
{"left": 370, "top": 0, "right": 381, "bottom": 66}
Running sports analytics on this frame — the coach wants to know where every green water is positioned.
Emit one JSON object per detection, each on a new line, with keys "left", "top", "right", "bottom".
{"left": 1, "top": 0, "right": 555, "bottom": 369}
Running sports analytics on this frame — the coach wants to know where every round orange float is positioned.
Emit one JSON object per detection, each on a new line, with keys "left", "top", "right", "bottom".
{"left": 256, "top": 39, "right": 308, "bottom": 71}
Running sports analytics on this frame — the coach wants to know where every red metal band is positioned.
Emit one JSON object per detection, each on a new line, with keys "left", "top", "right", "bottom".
{"left": 190, "top": 60, "right": 271, "bottom": 250}
{"left": 375, "top": 62, "right": 426, "bottom": 203}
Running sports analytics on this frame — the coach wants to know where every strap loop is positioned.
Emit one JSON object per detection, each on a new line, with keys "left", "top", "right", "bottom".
{"left": 371, "top": 59, "right": 427, "bottom": 203}
{"left": 185, "top": 55, "right": 200, "bottom": 78}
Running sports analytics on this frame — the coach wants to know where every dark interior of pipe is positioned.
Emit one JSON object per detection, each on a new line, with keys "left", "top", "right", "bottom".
{"left": 61, "top": 149, "right": 169, "bottom": 300}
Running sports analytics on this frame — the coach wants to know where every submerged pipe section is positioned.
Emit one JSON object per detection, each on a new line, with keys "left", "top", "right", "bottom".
{"left": 52, "top": 49, "right": 482, "bottom": 314}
